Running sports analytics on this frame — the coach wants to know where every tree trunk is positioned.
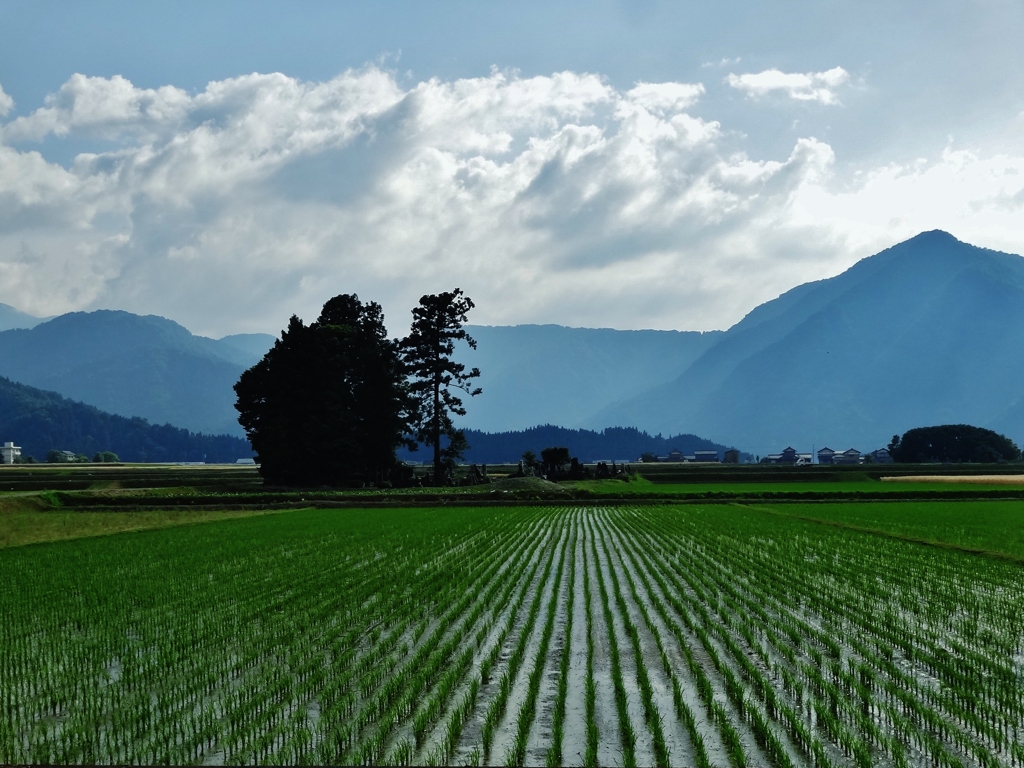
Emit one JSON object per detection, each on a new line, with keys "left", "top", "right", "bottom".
{"left": 432, "top": 376, "right": 442, "bottom": 484}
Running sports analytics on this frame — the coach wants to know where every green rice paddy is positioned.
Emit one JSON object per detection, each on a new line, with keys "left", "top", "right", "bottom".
{"left": 2, "top": 488, "right": 1022, "bottom": 767}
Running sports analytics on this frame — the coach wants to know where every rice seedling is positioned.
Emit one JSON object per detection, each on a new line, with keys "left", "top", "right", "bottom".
{"left": 546, "top": 520, "right": 576, "bottom": 768}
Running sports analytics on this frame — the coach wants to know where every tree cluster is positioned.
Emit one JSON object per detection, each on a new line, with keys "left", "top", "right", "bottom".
{"left": 234, "top": 290, "right": 480, "bottom": 487}
{"left": 398, "top": 425, "right": 738, "bottom": 465}
{"left": 515, "top": 446, "right": 627, "bottom": 482}
{"left": 891, "top": 424, "right": 1021, "bottom": 463}
{"left": 46, "top": 450, "right": 86, "bottom": 464}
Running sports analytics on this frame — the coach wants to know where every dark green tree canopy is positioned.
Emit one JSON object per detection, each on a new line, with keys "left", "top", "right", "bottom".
{"left": 401, "top": 289, "right": 481, "bottom": 485}
{"left": 892, "top": 424, "right": 1020, "bottom": 463}
{"left": 234, "top": 294, "right": 413, "bottom": 487}
{"left": 540, "top": 446, "right": 570, "bottom": 470}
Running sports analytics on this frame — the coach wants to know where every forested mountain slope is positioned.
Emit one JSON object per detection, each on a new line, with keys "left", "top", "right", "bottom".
{"left": 396, "top": 425, "right": 740, "bottom": 464}
{"left": 0, "top": 376, "right": 252, "bottom": 462}
{"left": 594, "top": 231, "right": 1024, "bottom": 453}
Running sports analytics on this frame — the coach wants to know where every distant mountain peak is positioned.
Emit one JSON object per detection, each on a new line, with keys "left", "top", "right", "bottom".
{"left": 595, "top": 231, "right": 1024, "bottom": 452}
{"left": 907, "top": 229, "right": 959, "bottom": 244}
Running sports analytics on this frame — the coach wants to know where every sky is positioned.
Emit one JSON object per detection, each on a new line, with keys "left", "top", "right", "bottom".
{"left": 1, "top": 0, "right": 1023, "bottom": 337}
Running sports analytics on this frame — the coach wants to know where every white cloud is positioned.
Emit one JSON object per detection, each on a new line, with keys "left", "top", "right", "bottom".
{"left": 2, "top": 74, "right": 191, "bottom": 141}
{"left": 624, "top": 82, "right": 705, "bottom": 116}
{"left": 0, "top": 84, "right": 13, "bottom": 117}
{"left": 0, "top": 67, "right": 1021, "bottom": 336}
{"left": 726, "top": 67, "right": 850, "bottom": 105}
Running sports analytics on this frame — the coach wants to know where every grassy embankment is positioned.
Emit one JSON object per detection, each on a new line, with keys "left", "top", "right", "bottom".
{"left": 0, "top": 465, "right": 281, "bottom": 548}
{"left": 5, "top": 462, "right": 1024, "bottom": 556}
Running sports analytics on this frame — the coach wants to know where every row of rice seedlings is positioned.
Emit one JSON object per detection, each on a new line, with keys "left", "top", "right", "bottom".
{"left": 638, "top": 504, "right": 1024, "bottom": 768}
{"left": 406, "top": 519, "right": 550, "bottom": 749}
{"left": 412, "top": 647, "right": 474, "bottom": 745}
{"left": 341, "top": 514, "right": 555, "bottom": 764}
{"left": 684, "top": 538, "right": 921, "bottom": 765}
{"left": 638, "top": 508, "right": 918, "bottom": 767}
{"left": 426, "top": 677, "right": 481, "bottom": 766}
{"left": 546, "top": 517, "right": 578, "bottom": 768}
{"left": 688, "top": 512, "right": 1019, "bottom": 767}
{"left": 477, "top": 521, "right": 552, "bottom": 686}
{"left": 403, "top": 516, "right": 554, "bottom": 764}
{"left": 647, "top": 527, "right": 836, "bottom": 768}
{"left": 612, "top": 511, "right": 753, "bottom": 768}
{"left": 613, "top": 516, "right": 745, "bottom": 767}
{"left": 632, "top": 508, "right": 827, "bottom": 768}
{"left": 583, "top": 521, "right": 600, "bottom": 768}
{"left": 1, "top": 507, "right": 513, "bottom": 765}
{"left": 605, "top": 514, "right": 711, "bottom": 768}
{"left": 593, "top": 513, "right": 670, "bottom": 767}
{"left": 614, "top": 512, "right": 761, "bottom": 768}
{"left": 505, "top": 517, "right": 572, "bottom": 765}
{"left": 24, "top": 507, "right": 528, "bottom": 765}
{"left": 480, "top": 516, "right": 567, "bottom": 761}
{"left": 288, "top": 520, "right": 516, "bottom": 761}
{"left": 585, "top": 515, "right": 638, "bottom": 768}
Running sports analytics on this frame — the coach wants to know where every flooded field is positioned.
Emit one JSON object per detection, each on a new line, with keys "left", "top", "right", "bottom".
{"left": 2, "top": 504, "right": 1022, "bottom": 767}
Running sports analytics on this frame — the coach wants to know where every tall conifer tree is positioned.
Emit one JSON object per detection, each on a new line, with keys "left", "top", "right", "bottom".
{"left": 401, "top": 289, "right": 481, "bottom": 484}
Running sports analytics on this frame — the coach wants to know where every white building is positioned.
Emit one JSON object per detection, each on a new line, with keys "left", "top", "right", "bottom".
{"left": 1, "top": 441, "right": 22, "bottom": 464}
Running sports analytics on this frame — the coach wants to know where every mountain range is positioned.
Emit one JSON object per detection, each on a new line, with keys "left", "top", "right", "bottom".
{"left": 0, "top": 311, "right": 718, "bottom": 443}
{"left": 0, "top": 311, "right": 275, "bottom": 437}
{"left": 0, "top": 302, "right": 47, "bottom": 332}
{"left": 594, "top": 230, "right": 1024, "bottom": 453}
{"left": 2, "top": 230, "right": 1023, "bottom": 457}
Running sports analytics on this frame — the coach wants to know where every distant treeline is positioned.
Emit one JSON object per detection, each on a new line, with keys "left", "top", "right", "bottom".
{"left": 0, "top": 376, "right": 253, "bottom": 463}
{"left": 399, "top": 425, "right": 744, "bottom": 465}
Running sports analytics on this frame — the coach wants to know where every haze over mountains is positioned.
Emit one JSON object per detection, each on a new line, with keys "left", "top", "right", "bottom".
{"left": 2, "top": 230, "right": 1023, "bottom": 458}
{"left": 0, "top": 312, "right": 275, "bottom": 437}
{"left": 452, "top": 325, "right": 720, "bottom": 433}
{"left": 0, "top": 312, "right": 718, "bottom": 444}
{"left": 0, "top": 303, "right": 47, "bottom": 332}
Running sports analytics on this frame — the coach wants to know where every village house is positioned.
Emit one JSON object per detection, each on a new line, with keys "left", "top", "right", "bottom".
{"left": 834, "top": 448, "right": 862, "bottom": 465}
{"left": 769, "top": 445, "right": 894, "bottom": 465}
{"left": 868, "top": 448, "right": 893, "bottom": 463}
{"left": 693, "top": 450, "right": 720, "bottom": 462}
{"left": 1, "top": 441, "right": 21, "bottom": 464}
{"left": 817, "top": 447, "right": 836, "bottom": 464}
{"left": 764, "top": 446, "right": 812, "bottom": 465}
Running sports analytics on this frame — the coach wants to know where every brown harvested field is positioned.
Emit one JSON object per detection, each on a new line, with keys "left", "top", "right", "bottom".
{"left": 881, "top": 474, "right": 1024, "bottom": 484}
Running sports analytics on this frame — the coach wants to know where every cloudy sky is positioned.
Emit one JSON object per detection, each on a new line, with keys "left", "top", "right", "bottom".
{"left": 1, "top": 1, "right": 1023, "bottom": 337}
